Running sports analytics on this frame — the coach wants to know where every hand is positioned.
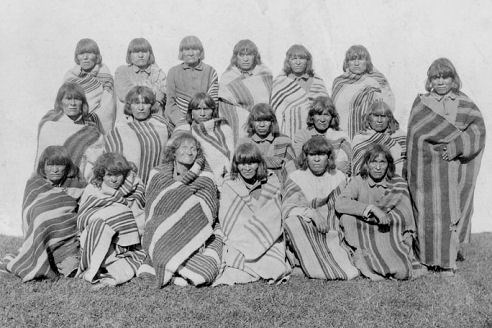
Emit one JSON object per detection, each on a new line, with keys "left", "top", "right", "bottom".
{"left": 402, "top": 233, "right": 413, "bottom": 248}
{"left": 440, "top": 144, "right": 451, "bottom": 161}
{"left": 370, "top": 206, "right": 390, "bottom": 225}
{"left": 311, "top": 211, "right": 329, "bottom": 233}
{"left": 314, "top": 196, "right": 329, "bottom": 208}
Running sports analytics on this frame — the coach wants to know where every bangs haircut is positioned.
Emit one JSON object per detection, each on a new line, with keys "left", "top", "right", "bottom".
{"left": 230, "top": 143, "right": 268, "bottom": 181}
{"left": 343, "top": 45, "right": 373, "bottom": 73}
{"left": 425, "top": 57, "right": 461, "bottom": 92}
{"left": 306, "top": 96, "right": 340, "bottom": 130}
{"left": 123, "top": 86, "right": 157, "bottom": 117}
{"left": 359, "top": 144, "right": 395, "bottom": 180}
{"left": 246, "top": 103, "right": 279, "bottom": 137}
{"left": 91, "top": 152, "right": 132, "bottom": 187}
{"left": 186, "top": 92, "right": 218, "bottom": 124}
{"left": 362, "top": 100, "right": 399, "bottom": 134}
{"left": 126, "top": 38, "right": 156, "bottom": 65}
{"left": 54, "top": 82, "right": 89, "bottom": 118}
{"left": 74, "top": 38, "right": 102, "bottom": 65}
{"left": 283, "top": 44, "right": 314, "bottom": 76}
{"left": 298, "top": 136, "right": 336, "bottom": 172}
{"left": 37, "top": 145, "right": 79, "bottom": 180}
{"left": 162, "top": 132, "right": 203, "bottom": 164}
{"left": 178, "top": 35, "right": 205, "bottom": 61}
{"left": 229, "top": 39, "right": 262, "bottom": 69}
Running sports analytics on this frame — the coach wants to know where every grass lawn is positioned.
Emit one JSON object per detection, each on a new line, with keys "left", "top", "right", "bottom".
{"left": 1, "top": 233, "right": 491, "bottom": 328}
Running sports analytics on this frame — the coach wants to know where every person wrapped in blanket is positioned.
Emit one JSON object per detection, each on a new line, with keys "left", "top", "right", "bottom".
{"left": 76, "top": 153, "right": 146, "bottom": 288}
{"left": 282, "top": 136, "right": 359, "bottom": 280}
{"left": 335, "top": 144, "right": 418, "bottom": 280}
{"left": 293, "top": 96, "right": 351, "bottom": 176}
{"left": 137, "top": 133, "right": 223, "bottom": 287}
{"left": 213, "top": 143, "right": 291, "bottom": 286}
{"left": 5, "top": 146, "right": 86, "bottom": 281}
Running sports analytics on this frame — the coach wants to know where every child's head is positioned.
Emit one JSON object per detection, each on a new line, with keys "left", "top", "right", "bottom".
{"left": 91, "top": 153, "right": 132, "bottom": 189}
{"left": 37, "top": 145, "right": 79, "bottom": 184}
{"left": 306, "top": 96, "right": 340, "bottom": 132}
{"left": 359, "top": 144, "right": 395, "bottom": 181}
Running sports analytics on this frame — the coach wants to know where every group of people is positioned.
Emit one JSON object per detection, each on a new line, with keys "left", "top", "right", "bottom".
{"left": 2, "top": 36, "right": 485, "bottom": 289}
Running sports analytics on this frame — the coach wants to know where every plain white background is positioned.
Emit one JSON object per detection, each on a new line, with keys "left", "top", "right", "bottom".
{"left": 0, "top": 0, "right": 490, "bottom": 236}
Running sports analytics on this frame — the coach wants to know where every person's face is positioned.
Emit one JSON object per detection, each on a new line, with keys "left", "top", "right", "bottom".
{"left": 347, "top": 56, "right": 368, "bottom": 74}
{"left": 368, "top": 153, "right": 388, "bottom": 182}
{"left": 130, "top": 95, "right": 152, "bottom": 121}
{"left": 253, "top": 120, "right": 272, "bottom": 138}
{"left": 313, "top": 110, "right": 332, "bottom": 132}
{"left": 102, "top": 172, "right": 125, "bottom": 190}
{"left": 62, "top": 94, "right": 83, "bottom": 118}
{"left": 130, "top": 50, "right": 151, "bottom": 68}
{"left": 368, "top": 108, "right": 390, "bottom": 132}
{"left": 191, "top": 100, "right": 214, "bottom": 124}
{"left": 182, "top": 47, "right": 201, "bottom": 66}
{"left": 431, "top": 74, "right": 454, "bottom": 95}
{"left": 237, "top": 52, "right": 255, "bottom": 71}
{"left": 77, "top": 52, "right": 97, "bottom": 72}
{"left": 44, "top": 163, "right": 66, "bottom": 185}
{"left": 237, "top": 162, "right": 259, "bottom": 181}
{"left": 307, "top": 153, "right": 329, "bottom": 176}
{"left": 289, "top": 55, "right": 308, "bottom": 75}
{"left": 175, "top": 139, "right": 198, "bottom": 167}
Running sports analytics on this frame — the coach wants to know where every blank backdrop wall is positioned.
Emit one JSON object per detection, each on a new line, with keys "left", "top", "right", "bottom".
{"left": 1, "top": 0, "right": 491, "bottom": 235}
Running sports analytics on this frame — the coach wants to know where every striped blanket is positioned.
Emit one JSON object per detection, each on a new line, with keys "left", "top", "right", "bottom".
{"left": 282, "top": 169, "right": 359, "bottom": 280}
{"left": 105, "top": 116, "right": 171, "bottom": 184}
{"left": 214, "top": 172, "right": 291, "bottom": 285}
{"left": 218, "top": 65, "right": 273, "bottom": 144}
{"left": 271, "top": 73, "right": 328, "bottom": 139}
{"left": 77, "top": 171, "right": 145, "bottom": 285}
{"left": 351, "top": 129, "right": 406, "bottom": 176}
{"left": 64, "top": 64, "right": 116, "bottom": 134}
{"left": 336, "top": 175, "right": 415, "bottom": 280}
{"left": 332, "top": 70, "right": 395, "bottom": 140}
{"left": 407, "top": 93, "right": 485, "bottom": 269}
{"left": 138, "top": 158, "right": 222, "bottom": 287}
{"left": 6, "top": 176, "right": 86, "bottom": 282}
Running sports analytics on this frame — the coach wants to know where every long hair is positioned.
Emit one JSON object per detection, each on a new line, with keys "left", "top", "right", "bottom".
{"left": 297, "top": 136, "right": 336, "bottom": 173}
{"left": 74, "top": 38, "right": 102, "bottom": 65}
{"left": 186, "top": 92, "right": 218, "bottom": 124}
{"left": 282, "top": 44, "right": 314, "bottom": 77}
{"left": 359, "top": 144, "right": 395, "bottom": 180}
{"left": 362, "top": 100, "right": 399, "bottom": 134}
{"left": 123, "top": 85, "right": 157, "bottom": 117}
{"left": 306, "top": 96, "right": 340, "bottom": 131}
{"left": 230, "top": 143, "right": 268, "bottom": 181}
{"left": 46, "top": 82, "right": 90, "bottom": 122}
{"left": 126, "top": 38, "right": 156, "bottom": 65}
{"left": 425, "top": 57, "right": 461, "bottom": 93}
{"left": 228, "top": 39, "right": 262, "bottom": 70}
{"left": 178, "top": 35, "right": 205, "bottom": 61}
{"left": 91, "top": 152, "right": 132, "bottom": 187}
{"left": 342, "top": 45, "right": 373, "bottom": 74}
{"left": 162, "top": 133, "right": 203, "bottom": 165}
{"left": 246, "top": 103, "right": 280, "bottom": 137}
{"left": 36, "top": 145, "right": 79, "bottom": 182}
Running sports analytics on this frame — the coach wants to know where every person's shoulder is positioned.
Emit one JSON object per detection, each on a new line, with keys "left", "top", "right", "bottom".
{"left": 275, "top": 134, "right": 293, "bottom": 143}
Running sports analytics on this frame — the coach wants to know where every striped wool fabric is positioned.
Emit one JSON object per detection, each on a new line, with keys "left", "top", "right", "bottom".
{"left": 6, "top": 176, "right": 86, "bottom": 282}
{"left": 218, "top": 65, "right": 273, "bottom": 144}
{"left": 105, "top": 116, "right": 171, "bottom": 184}
{"left": 332, "top": 70, "right": 395, "bottom": 140}
{"left": 140, "top": 159, "right": 222, "bottom": 287}
{"left": 214, "top": 172, "right": 291, "bottom": 285}
{"left": 337, "top": 175, "right": 415, "bottom": 280}
{"left": 77, "top": 171, "right": 145, "bottom": 285}
{"left": 407, "top": 93, "right": 486, "bottom": 269}
{"left": 351, "top": 129, "right": 406, "bottom": 176}
{"left": 64, "top": 64, "right": 116, "bottom": 134}
{"left": 271, "top": 74, "right": 328, "bottom": 139}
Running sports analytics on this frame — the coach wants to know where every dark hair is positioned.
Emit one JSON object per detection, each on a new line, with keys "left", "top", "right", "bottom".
{"left": 425, "top": 57, "right": 461, "bottom": 92}
{"left": 36, "top": 145, "right": 79, "bottom": 181}
{"left": 229, "top": 39, "right": 262, "bottom": 70}
{"left": 186, "top": 92, "right": 218, "bottom": 124}
{"left": 53, "top": 82, "right": 90, "bottom": 119}
{"left": 306, "top": 96, "right": 340, "bottom": 130}
{"left": 178, "top": 35, "right": 205, "bottom": 61}
{"left": 297, "top": 136, "right": 336, "bottom": 172}
{"left": 126, "top": 38, "right": 156, "bottom": 65}
{"left": 74, "top": 38, "right": 102, "bottom": 65}
{"left": 343, "top": 45, "right": 373, "bottom": 74}
{"left": 282, "top": 44, "right": 314, "bottom": 77}
{"left": 362, "top": 100, "right": 399, "bottom": 134}
{"left": 162, "top": 133, "right": 203, "bottom": 164}
{"left": 230, "top": 143, "right": 268, "bottom": 181}
{"left": 359, "top": 144, "right": 395, "bottom": 180}
{"left": 91, "top": 152, "right": 132, "bottom": 187}
{"left": 246, "top": 103, "right": 280, "bottom": 137}
{"left": 123, "top": 86, "right": 157, "bottom": 117}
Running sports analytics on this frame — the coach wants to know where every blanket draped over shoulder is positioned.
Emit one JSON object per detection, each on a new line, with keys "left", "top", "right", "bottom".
{"left": 271, "top": 73, "right": 328, "bottom": 139}
{"left": 218, "top": 65, "right": 273, "bottom": 144}
{"left": 77, "top": 171, "right": 145, "bottom": 286}
{"left": 332, "top": 70, "right": 395, "bottom": 140}
{"left": 6, "top": 176, "right": 86, "bottom": 282}
{"left": 282, "top": 170, "right": 359, "bottom": 280}
{"left": 105, "top": 115, "right": 172, "bottom": 184}
{"left": 406, "top": 93, "right": 485, "bottom": 269}
{"left": 214, "top": 173, "right": 291, "bottom": 285}
{"left": 139, "top": 158, "right": 222, "bottom": 287}
{"left": 351, "top": 129, "right": 406, "bottom": 176}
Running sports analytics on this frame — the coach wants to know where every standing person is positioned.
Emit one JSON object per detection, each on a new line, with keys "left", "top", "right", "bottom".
{"left": 332, "top": 45, "right": 395, "bottom": 140}
{"left": 407, "top": 58, "right": 485, "bottom": 275}
{"left": 271, "top": 44, "right": 329, "bottom": 139}
{"left": 64, "top": 38, "right": 116, "bottom": 134}
{"left": 165, "top": 36, "right": 219, "bottom": 128}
